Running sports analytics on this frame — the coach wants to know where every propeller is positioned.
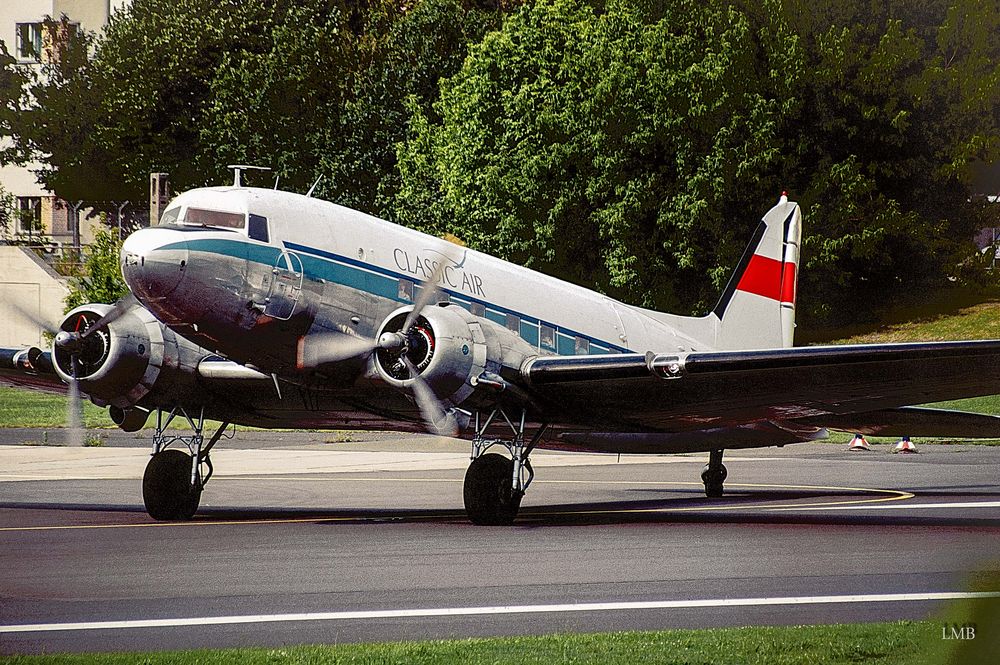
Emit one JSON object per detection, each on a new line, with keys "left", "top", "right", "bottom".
{"left": 81, "top": 293, "right": 137, "bottom": 337}
{"left": 402, "top": 355, "right": 459, "bottom": 437}
{"left": 295, "top": 246, "right": 465, "bottom": 436}
{"left": 13, "top": 294, "right": 136, "bottom": 446}
{"left": 297, "top": 255, "right": 453, "bottom": 370}
{"left": 65, "top": 355, "right": 83, "bottom": 448}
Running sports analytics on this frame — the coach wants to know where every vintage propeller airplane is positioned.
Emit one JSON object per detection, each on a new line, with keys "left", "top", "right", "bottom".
{"left": 6, "top": 165, "right": 1000, "bottom": 525}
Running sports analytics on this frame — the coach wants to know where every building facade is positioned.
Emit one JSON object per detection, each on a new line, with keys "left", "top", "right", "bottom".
{"left": 0, "top": 0, "right": 132, "bottom": 249}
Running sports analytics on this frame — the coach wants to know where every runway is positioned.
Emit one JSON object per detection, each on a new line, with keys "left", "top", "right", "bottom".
{"left": 1, "top": 431, "right": 999, "bottom": 655}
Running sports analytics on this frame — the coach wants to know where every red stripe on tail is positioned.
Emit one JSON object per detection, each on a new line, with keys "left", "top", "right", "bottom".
{"left": 736, "top": 255, "right": 783, "bottom": 301}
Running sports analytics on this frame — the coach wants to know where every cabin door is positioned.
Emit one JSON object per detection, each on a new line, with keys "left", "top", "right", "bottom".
{"left": 265, "top": 250, "right": 304, "bottom": 320}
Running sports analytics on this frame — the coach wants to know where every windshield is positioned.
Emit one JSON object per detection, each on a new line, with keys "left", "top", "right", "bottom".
{"left": 159, "top": 207, "right": 181, "bottom": 225}
{"left": 182, "top": 207, "right": 245, "bottom": 229}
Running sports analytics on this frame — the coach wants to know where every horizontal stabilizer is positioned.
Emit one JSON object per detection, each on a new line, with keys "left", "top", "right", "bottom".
{"left": 797, "top": 406, "right": 1000, "bottom": 438}
{"left": 555, "top": 422, "right": 828, "bottom": 455}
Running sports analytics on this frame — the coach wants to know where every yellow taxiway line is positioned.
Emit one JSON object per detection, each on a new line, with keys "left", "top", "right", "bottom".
{"left": 0, "top": 479, "right": 914, "bottom": 533}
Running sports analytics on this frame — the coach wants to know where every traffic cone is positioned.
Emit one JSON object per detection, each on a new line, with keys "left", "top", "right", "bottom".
{"left": 892, "top": 436, "right": 918, "bottom": 454}
{"left": 848, "top": 433, "right": 871, "bottom": 451}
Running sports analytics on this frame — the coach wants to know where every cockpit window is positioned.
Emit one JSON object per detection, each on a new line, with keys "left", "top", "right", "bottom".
{"left": 248, "top": 214, "right": 269, "bottom": 242}
{"left": 183, "top": 207, "right": 245, "bottom": 229}
{"left": 159, "top": 207, "right": 181, "bottom": 225}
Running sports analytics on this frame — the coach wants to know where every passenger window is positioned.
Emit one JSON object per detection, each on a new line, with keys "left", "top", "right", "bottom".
{"left": 248, "top": 214, "right": 269, "bottom": 242}
{"left": 398, "top": 279, "right": 413, "bottom": 301}
{"left": 470, "top": 302, "right": 485, "bottom": 317}
{"left": 575, "top": 336, "right": 590, "bottom": 354}
{"left": 540, "top": 324, "right": 555, "bottom": 350}
{"left": 505, "top": 313, "right": 520, "bottom": 332}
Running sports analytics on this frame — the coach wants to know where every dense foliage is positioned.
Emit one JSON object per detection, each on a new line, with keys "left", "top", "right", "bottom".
{"left": 63, "top": 228, "right": 129, "bottom": 311}
{"left": 1, "top": 0, "right": 998, "bottom": 325}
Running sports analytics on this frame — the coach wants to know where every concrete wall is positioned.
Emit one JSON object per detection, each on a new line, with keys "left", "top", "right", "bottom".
{"left": 0, "top": 246, "right": 70, "bottom": 348}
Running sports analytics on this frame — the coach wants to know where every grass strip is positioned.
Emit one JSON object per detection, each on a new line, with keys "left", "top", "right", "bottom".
{"left": 0, "top": 387, "right": 113, "bottom": 428}
{"left": 0, "top": 621, "right": 973, "bottom": 665}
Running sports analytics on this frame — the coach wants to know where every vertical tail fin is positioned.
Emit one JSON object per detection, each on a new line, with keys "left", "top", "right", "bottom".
{"left": 711, "top": 195, "right": 801, "bottom": 350}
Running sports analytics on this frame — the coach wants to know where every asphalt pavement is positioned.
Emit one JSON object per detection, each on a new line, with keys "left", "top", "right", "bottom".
{"left": 1, "top": 430, "right": 998, "bottom": 655}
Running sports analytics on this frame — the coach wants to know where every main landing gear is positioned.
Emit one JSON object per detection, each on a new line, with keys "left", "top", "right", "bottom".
{"left": 142, "top": 406, "right": 232, "bottom": 520}
{"left": 701, "top": 448, "right": 727, "bottom": 498}
{"left": 463, "top": 408, "right": 546, "bottom": 525}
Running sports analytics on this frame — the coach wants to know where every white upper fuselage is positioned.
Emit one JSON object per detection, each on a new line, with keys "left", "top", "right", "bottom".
{"left": 122, "top": 186, "right": 709, "bottom": 370}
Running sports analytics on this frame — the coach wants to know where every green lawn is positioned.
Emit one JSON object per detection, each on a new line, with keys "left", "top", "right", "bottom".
{"left": 822, "top": 300, "right": 1000, "bottom": 345}
{"left": 0, "top": 620, "right": 984, "bottom": 665}
{"left": 0, "top": 386, "right": 114, "bottom": 428}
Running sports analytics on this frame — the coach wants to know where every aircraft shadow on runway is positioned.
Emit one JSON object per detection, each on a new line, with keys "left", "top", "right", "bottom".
{"left": 4, "top": 487, "right": 1000, "bottom": 529}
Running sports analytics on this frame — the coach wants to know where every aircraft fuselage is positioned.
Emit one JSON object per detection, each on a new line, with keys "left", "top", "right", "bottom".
{"left": 122, "top": 186, "right": 705, "bottom": 390}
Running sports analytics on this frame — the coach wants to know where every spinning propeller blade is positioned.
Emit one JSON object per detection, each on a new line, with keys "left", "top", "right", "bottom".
{"left": 402, "top": 356, "right": 459, "bottom": 437}
{"left": 297, "top": 333, "right": 377, "bottom": 369}
{"left": 79, "top": 293, "right": 137, "bottom": 340}
{"left": 401, "top": 257, "right": 450, "bottom": 337}
{"left": 66, "top": 356, "right": 84, "bottom": 448}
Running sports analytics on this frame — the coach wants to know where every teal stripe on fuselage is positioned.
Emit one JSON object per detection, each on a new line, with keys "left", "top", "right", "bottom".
{"left": 171, "top": 237, "right": 627, "bottom": 355}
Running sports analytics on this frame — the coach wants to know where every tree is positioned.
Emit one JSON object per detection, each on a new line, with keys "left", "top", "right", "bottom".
{"left": 389, "top": 0, "right": 802, "bottom": 312}
{"left": 0, "top": 0, "right": 511, "bottom": 209}
{"left": 318, "top": 0, "right": 507, "bottom": 213}
{"left": 777, "top": 0, "right": 1000, "bottom": 323}
{"left": 64, "top": 227, "right": 128, "bottom": 311}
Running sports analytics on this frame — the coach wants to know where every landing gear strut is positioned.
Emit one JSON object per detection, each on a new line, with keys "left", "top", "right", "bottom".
{"left": 701, "top": 448, "right": 727, "bottom": 498}
{"left": 142, "top": 406, "right": 232, "bottom": 520}
{"left": 463, "top": 408, "right": 546, "bottom": 525}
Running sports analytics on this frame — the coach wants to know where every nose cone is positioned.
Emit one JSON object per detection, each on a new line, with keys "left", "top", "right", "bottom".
{"left": 121, "top": 228, "right": 189, "bottom": 304}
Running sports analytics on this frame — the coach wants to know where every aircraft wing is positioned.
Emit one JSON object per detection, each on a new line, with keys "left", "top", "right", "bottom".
{"left": 520, "top": 340, "right": 1000, "bottom": 434}
{"left": 0, "top": 348, "right": 67, "bottom": 395}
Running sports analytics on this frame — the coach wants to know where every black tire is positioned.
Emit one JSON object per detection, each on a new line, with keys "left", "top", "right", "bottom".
{"left": 704, "top": 481, "right": 725, "bottom": 498}
{"left": 463, "top": 453, "right": 521, "bottom": 526}
{"left": 701, "top": 462, "right": 727, "bottom": 498}
{"left": 143, "top": 449, "right": 201, "bottom": 520}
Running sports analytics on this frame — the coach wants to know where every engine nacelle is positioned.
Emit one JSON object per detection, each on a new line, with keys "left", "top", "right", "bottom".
{"left": 52, "top": 304, "right": 202, "bottom": 410}
{"left": 373, "top": 303, "right": 538, "bottom": 410}
{"left": 109, "top": 405, "right": 151, "bottom": 432}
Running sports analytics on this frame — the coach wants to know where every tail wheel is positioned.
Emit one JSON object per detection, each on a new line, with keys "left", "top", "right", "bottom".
{"left": 463, "top": 453, "right": 522, "bottom": 526}
{"left": 143, "top": 449, "right": 201, "bottom": 520}
{"left": 701, "top": 462, "right": 727, "bottom": 498}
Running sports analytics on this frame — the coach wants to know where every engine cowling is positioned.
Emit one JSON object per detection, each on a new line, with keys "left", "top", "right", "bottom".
{"left": 52, "top": 304, "right": 202, "bottom": 410}
{"left": 373, "top": 303, "right": 538, "bottom": 410}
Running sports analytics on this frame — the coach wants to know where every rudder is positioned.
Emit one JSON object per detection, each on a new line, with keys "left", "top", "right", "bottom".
{"left": 711, "top": 195, "right": 801, "bottom": 350}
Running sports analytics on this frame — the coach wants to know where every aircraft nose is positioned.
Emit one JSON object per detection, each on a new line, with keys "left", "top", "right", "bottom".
{"left": 121, "top": 228, "right": 189, "bottom": 303}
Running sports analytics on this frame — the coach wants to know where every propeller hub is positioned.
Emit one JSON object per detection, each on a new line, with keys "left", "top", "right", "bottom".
{"left": 377, "top": 332, "right": 407, "bottom": 351}
{"left": 54, "top": 331, "right": 82, "bottom": 354}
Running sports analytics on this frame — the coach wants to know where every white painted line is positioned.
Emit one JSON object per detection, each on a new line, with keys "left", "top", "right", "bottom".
{"left": 3, "top": 592, "right": 998, "bottom": 634}
{"left": 778, "top": 501, "right": 1000, "bottom": 512}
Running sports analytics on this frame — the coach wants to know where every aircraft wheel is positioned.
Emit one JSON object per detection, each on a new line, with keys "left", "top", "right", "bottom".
{"left": 701, "top": 462, "right": 727, "bottom": 498}
{"left": 143, "top": 449, "right": 201, "bottom": 520}
{"left": 463, "top": 453, "right": 521, "bottom": 526}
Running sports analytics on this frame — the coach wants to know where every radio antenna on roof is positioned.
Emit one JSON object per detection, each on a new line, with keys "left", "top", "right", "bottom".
{"left": 227, "top": 164, "right": 271, "bottom": 188}
{"left": 306, "top": 174, "right": 323, "bottom": 198}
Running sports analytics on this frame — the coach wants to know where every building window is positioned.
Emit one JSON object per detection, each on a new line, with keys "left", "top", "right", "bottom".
{"left": 16, "top": 23, "right": 43, "bottom": 62}
{"left": 16, "top": 197, "right": 41, "bottom": 234}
